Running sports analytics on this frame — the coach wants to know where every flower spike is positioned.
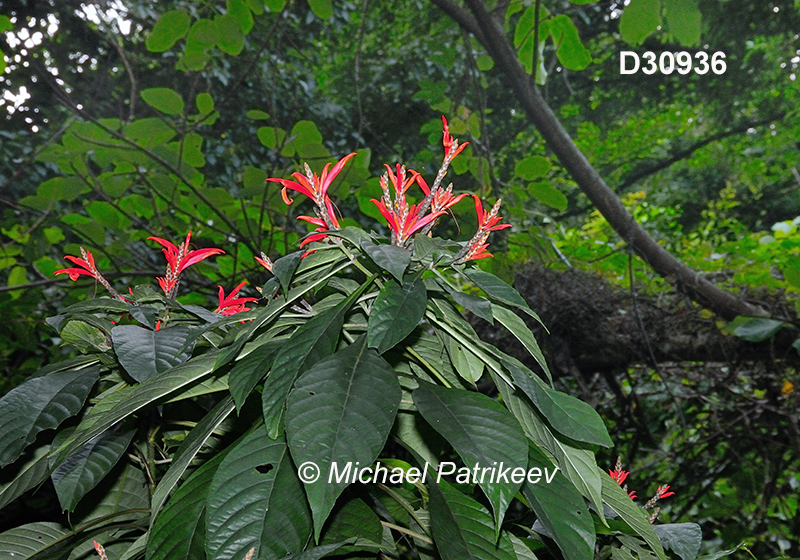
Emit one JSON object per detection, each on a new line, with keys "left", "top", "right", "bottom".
{"left": 148, "top": 232, "right": 224, "bottom": 298}
{"left": 215, "top": 281, "right": 258, "bottom": 316}
{"left": 55, "top": 248, "right": 126, "bottom": 301}
{"left": 453, "top": 196, "right": 511, "bottom": 263}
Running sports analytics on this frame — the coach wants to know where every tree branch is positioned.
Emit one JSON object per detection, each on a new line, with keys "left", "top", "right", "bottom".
{"left": 433, "top": 0, "right": 767, "bottom": 320}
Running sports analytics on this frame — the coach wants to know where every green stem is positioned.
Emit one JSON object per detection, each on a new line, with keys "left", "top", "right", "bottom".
{"left": 405, "top": 347, "right": 452, "bottom": 388}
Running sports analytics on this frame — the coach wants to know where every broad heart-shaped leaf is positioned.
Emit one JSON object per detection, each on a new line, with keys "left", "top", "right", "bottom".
{"left": 439, "top": 281, "right": 493, "bottom": 324}
{"left": 521, "top": 442, "right": 594, "bottom": 560}
{"left": 0, "top": 445, "right": 50, "bottom": 510}
{"left": 733, "top": 317, "right": 784, "bottom": 342}
{"left": 360, "top": 240, "right": 411, "bottom": 282}
{"left": 140, "top": 87, "right": 185, "bottom": 115}
{"left": 601, "top": 474, "right": 666, "bottom": 559}
{"left": 492, "top": 305, "right": 552, "bottom": 384}
{"left": 428, "top": 480, "right": 516, "bottom": 560}
{"left": 150, "top": 396, "right": 236, "bottom": 524}
{"left": 0, "top": 522, "right": 70, "bottom": 558}
{"left": 367, "top": 278, "right": 427, "bottom": 354}
{"left": 146, "top": 10, "right": 190, "bottom": 52}
{"left": 263, "top": 280, "right": 370, "bottom": 439}
{"left": 548, "top": 15, "right": 592, "bottom": 70}
{"left": 0, "top": 365, "right": 99, "bottom": 467}
{"left": 112, "top": 325, "right": 194, "bottom": 383}
{"left": 206, "top": 426, "right": 311, "bottom": 560}
{"left": 663, "top": 0, "right": 700, "bottom": 46}
{"left": 619, "top": 0, "right": 661, "bottom": 45}
{"left": 148, "top": 451, "right": 229, "bottom": 560}
{"left": 412, "top": 382, "right": 528, "bottom": 535}
{"left": 271, "top": 251, "right": 303, "bottom": 294}
{"left": 53, "top": 352, "right": 219, "bottom": 465}
{"left": 286, "top": 336, "right": 401, "bottom": 540}
{"left": 653, "top": 523, "right": 702, "bottom": 560}
{"left": 229, "top": 340, "right": 282, "bottom": 412}
{"left": 508, "top": 361, "right": 612, "bottom": 447}
{"left": 50, "top": 428, "right": 135, "bottom": 512}
{"left": 494, "top": 376, "right": 606, "bottom": 520}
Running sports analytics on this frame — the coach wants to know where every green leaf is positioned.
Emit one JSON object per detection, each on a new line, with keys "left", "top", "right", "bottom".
{"left": 308, "top": 0, "right": 334, "bottom": 20}
{"left": 367, "top": 278, "right": 427, "bottom": 354}
{"left": 206, "top": 426, "right": 312, "bottom": 560}
{"left": 653, "top": 523, "right": 702, "bottom": 560}
{"left": 263, "top": 279, "right": 372, "bottom": 438}
{"left": 619, "top": 0, "right": 662, "bottom": 46}
{"left": 50, "top": 428, "right": 135, "bottom": 512}
{"left": 428, "top": 480, "right": 516, "bottom": 560}
{"left": 492, "top": 306, "right": 552, "bottom": 383}
{"left": 0, "top": 366, "right": 99, "bottom": 467}
{"left": 601, "top": 474, "right": 666, "bottom": 559}
{"left": 462, "top": 269, "right": 539, "bottom": 320}
{"left": 227, "top": 0, "right": 254, "bottom": 34}
{"left": 529, "top": 181, "right": 568, "bottom": 211}
{"left": 360, "top": 240, "right": 411, "bottom": 282}
{"left": 265, "top": 0, "right": 287, "bottom": 12}
{"left": 513, "top": 5, "right": 534, "bottom": 48}
{"left": 413, "top": 382, "right": 528, "bottom": 534}
{"left": 257, "top": 126, "right": 286, "bottom": 149}
{"left": 439, "top": 282, "right": 494, "bottom": 324}
{"left": 515, "top": 156, "right": 551, "bottom": 181}
{"left": 732, "top": 317, "right": 784, "bottom": 342}
{"left": 54, "top": 353, "right": 219, "bottom": 464}
{"left": 71, "top": 461, "right": 149, "bottom": 527}
{"left": 286, "top": 336, "right": 401, "bottom": 539}
{"left": 290, "top": 120, "right": 323, "bottom": 145}
{"left": 321, "top": 498, "right": 382, "bottom": 554}
{"left": 60, "top": 320, "right": 109, "bottom": 353}
{"left": 215, "top": 14, "right": 245, "bottom": 55}
{"left": 229, "top": 341, "right": 281, "bottom": 412}
{"left": 0, "top": 445, "right": 50, "bottom": 510}
{"left": 0, "top": 522, "right": 70, "bottom": 558}
{"left": 150, "top": 396, "right": 236, "bottom": 523}
{"left": 146, "top": 10, "right": 190, "bottom": 52}
{"left": 140, "top": 87, "right": 185, "bottom": 116}
{"left": 508, "top": 361, "right": 611, "bottom": 446}
{"left": 195, "top": 92, "right": 215, "bottom": 114}
{"left": 521, "top": 442, "right": 595, "bottom": 560}
{"left": 0, "top": 15, "right": 12, "bottom": 33}
{"left": 278, "top": 542, "right": 353, "bottom": 560}
{"left": 444, "top": 333, "right": 485, "bottom": 384}
{"left": 148, "top": 452, "right": 229, "bottom": 560}
{"left": 112, "top": 325, "right": 195, "bottom": 383}
{"left": 247, "top": 109, "right": 270, "bottom": 120}
{"left": 663, "top": 0, "right": 700, "bottom": 46}
{"left": 272, "top": 251, "right": 303, "bottom": 294}
{"left": 548, "top": 15, "right": 592, "bottom": 70}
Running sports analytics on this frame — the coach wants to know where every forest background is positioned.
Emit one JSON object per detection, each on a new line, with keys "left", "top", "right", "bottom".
{"left": 0, "top": 0, "right": 799, "bottom": 556}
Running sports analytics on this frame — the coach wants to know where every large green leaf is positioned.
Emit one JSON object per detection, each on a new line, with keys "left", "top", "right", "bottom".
{"left": 147, "top": 453, "right": 227, "bottom": 560}
{"left": 271, "top": 251, "right": 303, "bottom": 294}
{"left": 653, "top": 523, "right": 702, "bottom": 560}
{"left": 206, "top": 426, "right": 311, "bottom": 560}
{"left": 146, "top": 10, "right": 190, "bottom": 52}
{"left": 50, "top": 428, "right": 135, "bottom": 512}
{"left": 320, "top": 498, "right": 382, "bottom": 556}
{"left": 0, "top": 365, "right": 99, "bottom": 467}
{"left": 71, "top": 461, "right": 149, "bottom": 528}
{"left": 521, "top": 442, "right": 594, "bottom": 560}
{"left": 663, "top": 0, "right": 700, "bottom": 46}
{"left": 150, "top": 396, "right": 236, "bottom": 523}
{"left": 263, "top": 281, "right": 369, "bottom": 438}
{"left": 492, "top": 305, "right": 551, "bottom": 383}
{"left": 444, "top": 333, "right": 484, "bottom": 384}
{"left": 494, "top": 377, "right": 605, "bottom": 519}
{"left": 308, "top": 0, "right": 333, "bottom": 19}
{"left": 53, "top": 352, "right": 219, "bottom": 464}
{"left": 732, "top": 317, "right": 784, "bottom": 342}
{"left": 462, "top": 269, "right": 542, "bottom": 324}
{"left": 548, "top": 15, "right": 592, "bottom": 70}
{"left": 508, "top": 362, "right": 612, "bottom": 447}
{"left": 412, "top": 382, "right": 528, "bottom": 534}
{"left": 286, "top": 336, "right": 401, "bottom": 539}
{"left": 428, "top": 480, "right": 515, "bottom": 560}
{"left": 0, "top": 445, "right": 50, "bottom": 510}
{"left": 112, "top": 325, "right": 194, "bottom": 383}
{"left": 229, "top": 341, "right": 282, "bottom": 412}
{"left": 367, "top": 278, "right": 427, "bottom": 354}
{"left": 360, "top": 240, "right": 411, "bottom": 282}
{"left": 438, "top": 281, "right": 493, "bottom": 324}
{"left": 140, "top": 88, "right": 185, "bottom": 116}
{"left": 0, "top": 522, "right": 70, "bottom": 559}
{"left": 619, "top": 0, "right": 662, "bottom": 45}
{"left": 601, "top": 474, "right": 666, "bottom": 559}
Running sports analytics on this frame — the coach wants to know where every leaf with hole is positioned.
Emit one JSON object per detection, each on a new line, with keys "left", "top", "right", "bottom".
{"left": 286, "top": 336, "right": 400, "bottom": 539}
{"left": 413, "top": 382, "right": 528, "bottom": 534}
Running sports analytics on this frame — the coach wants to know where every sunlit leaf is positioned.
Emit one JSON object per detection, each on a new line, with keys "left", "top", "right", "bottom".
{"left": 146, "top": 10, "right": 190, "bottom": 52}
{"left": 140, "top": 87, "right": 186, "bottom": 116}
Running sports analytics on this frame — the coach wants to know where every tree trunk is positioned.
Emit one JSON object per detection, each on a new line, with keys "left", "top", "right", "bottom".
{"left": 432, "top": 0, "right": 767, "bottom": 321}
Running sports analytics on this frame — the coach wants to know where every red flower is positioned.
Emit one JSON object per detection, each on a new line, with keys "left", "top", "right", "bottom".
{"left": 442, "top": 115, "right": 468, "bottom": 160}
{"left": 416, "top": 177, "right": 467, "bottom": 214}
{"left": 455, "top": 196, "right": 511, "bottom": 263}
{"left": 371, "top": 198, "right": 446, "bottom": 246}
{"left": 255, "top": 252, "right": 273, "bottom": 272}
{"left": 148, "top": 232, "right": 224, "bottom": 297}
{"left": 654, "top": 485, "right": 675, "bottom": 500}
{"left": 55, "top": 249, "right": 101, "bottom": 281}
{"left": 473, "top": 195, "right": 511, "bottom": 233}
{"left": 215, "top": 281, "right": 258, "bottom": 316}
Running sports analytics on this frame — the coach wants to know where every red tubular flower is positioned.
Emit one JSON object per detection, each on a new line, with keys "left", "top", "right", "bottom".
{"left": 473, "top": 195, "right": 512, "bottom": 232}
{"left": 55, "top": 250, "right": 101, "bottom": 281}
{"left": 255, "top": 252, "right": 273, "bottom": 272}
{"left": 455, "top": 196, "right": 511, "bottom": 263}
{"left": 93, "top": 541, "right": 108, "bottom": 560}
{"left": 442, "top": 115, "right": 468, "bottom": 160}
{"left": 371, "top": 198, "right": 446, "bottom": 245}
{"left": 148, "top": 232, "right": 224, "bottom": 297}
{"left": 385, "top": 163, "right": 420, "bottom": 196}
{"left": 654, "top": 485, "right": 675, "bottom": 499}
{"left": 215, "top": 281, "right": 258, "bottom": 316}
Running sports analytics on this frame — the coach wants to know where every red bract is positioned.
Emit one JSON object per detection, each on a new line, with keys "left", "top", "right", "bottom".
{"left": 255, "top": 252, "right": 273, "bottom": 272}
{"left": 455, "top": 196, "right": 511, "bottom": 263}
{"left": 473, "top": 195, "right": 512, "bottom": 232}
{"left": 442, "top": 115, "right": 468, "bottom": 160}
{"left": 148, "top": 232, "right": 224, "bottom": 298}
{"left": 371, "top": 198, "right": 446, "bottom": 246}
{"left": 654, "top": 485, "right": 675, "bottom": 499}
{"left": 215, "top": 281, "right": 258, "bottom": 316}
{"left": 55, "top": 249, "right": 100, "bottom": 281}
